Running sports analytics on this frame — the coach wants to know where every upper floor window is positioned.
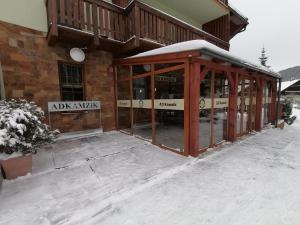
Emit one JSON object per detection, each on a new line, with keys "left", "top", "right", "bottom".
{"left": 58, "top": 63, "right": 84, "bottom": 101}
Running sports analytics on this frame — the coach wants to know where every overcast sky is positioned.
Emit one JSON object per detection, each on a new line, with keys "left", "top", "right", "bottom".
{"left": 229, "top": 0, "right": 300, "bottom": 72}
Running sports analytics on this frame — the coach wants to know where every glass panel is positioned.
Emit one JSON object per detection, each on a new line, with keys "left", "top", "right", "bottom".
{"left": 117, "top": 81, "right": 131, "bottom": 133}
{"left": 132, "top": 65, "right": 151, "bottom": 76}
{"left": 243, "top": 79, "right": 251, "bottom": 133}
{"left": 251, "top": 81, "right": 257, "bottom": 130}
{"left": 261, "top": 84, "right": 266, "bottom": 127}
{"left": 261, "top": 82, "right": 272, "bottom": 127}
{"left": 214, "top": 73, "right": 229, "bottom": 144}
{"left": 132, "top": 77, "right": 152, "bottom": 141}
{"left": 199, "top": 72, "right": 212, "bottom": 149}
{"left": 154, "top": 69, "right": 184, "bottom": 151}
{"left": 236, "top": 79, "right": 243, "bottom": 135}
{"left": 268, "top": 82, "right": 272, "bottom": 123}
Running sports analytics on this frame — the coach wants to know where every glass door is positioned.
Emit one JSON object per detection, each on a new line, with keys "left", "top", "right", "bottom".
{"left": 199, "top": 73, "right": 212, "bottom": 149}
{"left": 117, "top": 81, "right": 132, "bottom": 134}
{"left": 242, "top": 79, "right": 251, "bottom": 133}
{"left": 154, "top": 69, "right": 185, "bottom": 151}
{"left": 213, "top": 73, "right": 229, "bottom": 144}
{"left": 237, "top": 77, "right": 252, "bottom": 135}
{"left": 199, "top": 72, "right": 229, "bottom": 149}
{"left": 132, "top": 76, "right": 152, "bottom": 141}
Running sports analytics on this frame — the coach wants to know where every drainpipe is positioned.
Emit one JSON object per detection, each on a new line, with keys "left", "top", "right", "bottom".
{"left": 0, "top": 61, "right": 6, "bottom": 100}
{"left": 275, "top": 77, "right": 282, "bottom": 128}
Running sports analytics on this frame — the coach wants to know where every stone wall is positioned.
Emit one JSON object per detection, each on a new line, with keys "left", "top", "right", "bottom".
{"left": 0, "top": 21, "right": 116, "bottom": 132}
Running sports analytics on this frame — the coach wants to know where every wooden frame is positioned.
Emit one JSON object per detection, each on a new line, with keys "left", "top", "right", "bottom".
{"left": 116, "top": 62, "right": 188, "bottom": 154}
{"left": 114, "top": 50, "right": 279, "bottom": 157}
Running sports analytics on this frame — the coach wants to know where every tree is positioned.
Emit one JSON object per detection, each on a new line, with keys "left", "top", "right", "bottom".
{"left": 259, "top": 47, "right": 269, "bottom": 67}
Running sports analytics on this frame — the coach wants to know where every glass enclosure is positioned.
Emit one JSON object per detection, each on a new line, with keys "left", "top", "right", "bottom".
{"left": 116, "top": 63, "right": 185, "bottom": 152}
{"left": 115, "top": 60, "right": 277, "bottom": 156}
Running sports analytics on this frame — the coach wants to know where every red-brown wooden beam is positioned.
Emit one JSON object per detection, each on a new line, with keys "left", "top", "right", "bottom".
{"left": 227, "top": 72, "right": 238, "bottom": 142}
{"left": 189, "top": 62, "right": 200, "bottom": 157}
{"left": 183, "top": 61, "right": 191, "bottom": 156}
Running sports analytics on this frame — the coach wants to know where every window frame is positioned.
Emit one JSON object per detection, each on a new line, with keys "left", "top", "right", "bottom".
{"left": 58, "top": 61, "right": 86, "bottom": 101}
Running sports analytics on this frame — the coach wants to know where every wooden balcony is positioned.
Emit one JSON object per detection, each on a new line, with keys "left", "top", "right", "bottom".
{"left": 47, "top": 0, "right": 230, "bottom": 55}
{"left": 219, "top": 0, "right": 228, "bottom": 6}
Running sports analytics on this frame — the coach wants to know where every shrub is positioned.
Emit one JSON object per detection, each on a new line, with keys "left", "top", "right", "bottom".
{"left": 0, "top": 99, "right": 59, "bottom": 155}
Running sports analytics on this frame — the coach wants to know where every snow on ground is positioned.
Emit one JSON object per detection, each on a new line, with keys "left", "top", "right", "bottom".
{"left": 1, "top": 109, "right": 300, "bottom": 225}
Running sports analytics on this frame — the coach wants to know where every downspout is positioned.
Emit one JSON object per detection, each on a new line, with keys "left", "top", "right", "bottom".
{"left": 0, "top": 61, "right": 6, "bottom": 100}
{"left": 275, "top": 77, "right": 282, "bottom": 128}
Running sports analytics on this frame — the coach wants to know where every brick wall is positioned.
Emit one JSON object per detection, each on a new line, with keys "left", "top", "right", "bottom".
{"left": 0, "top": 21, "right": 116, "bottom": 132}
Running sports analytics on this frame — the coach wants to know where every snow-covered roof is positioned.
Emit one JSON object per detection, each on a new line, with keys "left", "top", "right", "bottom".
{"left": 229, "top": 3, "right": 248, "bottom": 21}
{"left": 129, "top": 40, "right": 281, "bottom": 78}
{"left": 281, "top": 79, "right": 300, "bottom": 91}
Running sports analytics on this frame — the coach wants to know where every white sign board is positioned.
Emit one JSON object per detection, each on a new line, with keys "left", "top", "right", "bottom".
{"left": 48, "top": 101, "right": 101, "bottom": 112}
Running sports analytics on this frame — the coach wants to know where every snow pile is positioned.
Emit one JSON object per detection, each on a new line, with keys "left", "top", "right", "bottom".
{"left": 0, "top": 99, "right": 59, "bottom": 157}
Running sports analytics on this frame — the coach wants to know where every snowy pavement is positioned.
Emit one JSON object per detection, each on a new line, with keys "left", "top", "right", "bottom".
{"left": 1, "top": 110, "right": 300, "bottom": 225}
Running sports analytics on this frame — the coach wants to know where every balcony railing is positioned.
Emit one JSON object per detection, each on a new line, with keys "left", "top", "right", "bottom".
{"left": 47, "top": 0, "right": 230, "bottom": 51}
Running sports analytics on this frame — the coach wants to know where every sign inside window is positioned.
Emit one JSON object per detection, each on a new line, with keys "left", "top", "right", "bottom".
{"left": 48, "top": 101, "right": 101, "bottom": 112}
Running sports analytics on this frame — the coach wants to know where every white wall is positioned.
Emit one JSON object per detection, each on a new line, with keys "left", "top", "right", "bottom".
{"left": 0, "top": 0, "right": 48, "bottom": 32}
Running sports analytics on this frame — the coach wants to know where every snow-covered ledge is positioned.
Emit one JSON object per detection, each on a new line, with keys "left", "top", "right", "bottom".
{"left": 57, "top": 129, "right": 104, "bottom": 141}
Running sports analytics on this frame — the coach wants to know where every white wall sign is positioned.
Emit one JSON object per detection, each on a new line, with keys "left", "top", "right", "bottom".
{"left": 48, "top": 101, "right": 101, "bottom": 112}
{"left": 118, "top": 97, "right": 273, "bottom": 111}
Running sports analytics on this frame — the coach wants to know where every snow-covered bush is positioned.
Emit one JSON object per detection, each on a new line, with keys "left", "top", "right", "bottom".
{"left": 0, "top": 99, "right": 59, "bottom": 155}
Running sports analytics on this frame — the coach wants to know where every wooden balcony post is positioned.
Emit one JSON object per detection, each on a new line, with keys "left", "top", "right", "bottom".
{"left": 134, "top": 4, "right": 141, "bottom": 47}
{"left": 47, "top": 0, "right": 58, "bottom": 45}
{"left": 92, "top": 2, "right": 100, "bottom": 46}
{"left": 164, "top": 19, "right": 169, "bottom": 45}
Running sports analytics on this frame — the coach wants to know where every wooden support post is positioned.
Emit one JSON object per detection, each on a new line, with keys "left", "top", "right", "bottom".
{"left": 255, "top": 78, "right": 263, "bottom": 131}
{"left": 227, "top": 72, "right": 238, "bottom": 142}
{"left": 183, "top": 61, "right": 191, "bottom": 156}
{"left": 249, "top": 78, "right": 254, "bottom": 130}
{"left": 189, "top": 62, "right": 200, "bottom": 157}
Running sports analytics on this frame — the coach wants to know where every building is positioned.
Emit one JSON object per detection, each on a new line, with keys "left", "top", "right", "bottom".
{"left": 281, "top": 79, "right": 300, "bottom": 103}
{"left": 0, "top": 0, "right": 280, "bottom": 156}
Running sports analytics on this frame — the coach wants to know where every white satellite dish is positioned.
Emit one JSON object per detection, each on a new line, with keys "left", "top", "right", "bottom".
{"left": 70, "top": 48, "right": 85, "bottom": 62}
